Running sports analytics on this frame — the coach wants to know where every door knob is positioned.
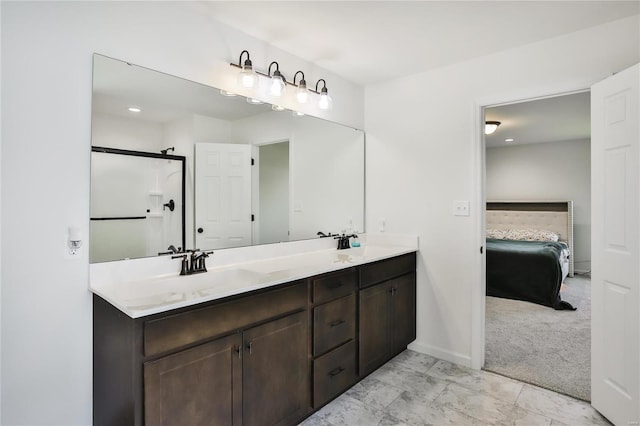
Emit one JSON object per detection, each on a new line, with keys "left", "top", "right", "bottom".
{"left": 197, "top": 228, "right": 204, "bottom": 233}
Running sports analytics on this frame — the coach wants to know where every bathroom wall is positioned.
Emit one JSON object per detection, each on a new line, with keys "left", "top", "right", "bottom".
{"left": 365, "top": 15, "right": 639, "bottom": 366}
{"left": 486, "top": 138, "right": 591, "bottom": 273}
{"left": 0, "top": 2, "right": 363, "bottom": 424}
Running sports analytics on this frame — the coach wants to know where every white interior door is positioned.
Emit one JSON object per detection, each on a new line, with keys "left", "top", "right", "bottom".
{"left": 591, "top": 63, "right": 639, "bottom": 425}
{"left": 195, "top": 143, "right": 252, "bottom": 249}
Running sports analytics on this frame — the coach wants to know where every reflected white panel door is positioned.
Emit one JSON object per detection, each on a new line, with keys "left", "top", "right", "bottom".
{"left": 591, "top": 63, "right": 639, "bottom": 425}
{"left": 195, "top": 143, "right": 252, "bottom": 249}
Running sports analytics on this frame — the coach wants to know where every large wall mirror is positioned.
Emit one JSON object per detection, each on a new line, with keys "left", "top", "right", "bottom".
{"left": 90, "top": 54, "right": 365, "bottom": 263}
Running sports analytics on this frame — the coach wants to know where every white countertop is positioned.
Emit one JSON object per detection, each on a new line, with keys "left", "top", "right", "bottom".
{"left": 90, "top": 237, "right": 418, "bottom": 319}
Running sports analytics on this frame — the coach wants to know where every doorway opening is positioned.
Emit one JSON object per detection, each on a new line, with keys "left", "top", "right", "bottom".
{"left": 479, "top": 91, "right": 592, "bottom": 401}
{"left": 252, "top": 140, "right": 290, "bottom": 245}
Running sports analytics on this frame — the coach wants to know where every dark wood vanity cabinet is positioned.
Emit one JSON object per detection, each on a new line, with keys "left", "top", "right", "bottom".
{"left": 310, "top": 269, "right": 358, "bottom": 408}
{"left": 94, "top": 252, "right": 417, "bottom": 426}
{"left": 358, "top": 253, "right": 417, "bottom": 377}
{"left": 94, "top": 281, "right": 309, "bottom": 426}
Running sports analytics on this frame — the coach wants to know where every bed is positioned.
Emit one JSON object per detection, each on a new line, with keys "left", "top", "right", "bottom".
{"left": 486, "top": 201, "right": 575, "bottom": 310}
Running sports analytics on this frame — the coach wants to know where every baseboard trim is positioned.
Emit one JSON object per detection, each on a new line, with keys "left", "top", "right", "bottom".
{"left": 407, "top": 341, "right": 472, "bottom": 368}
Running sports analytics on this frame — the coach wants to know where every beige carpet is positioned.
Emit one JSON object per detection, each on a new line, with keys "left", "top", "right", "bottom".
{"left": 484, "top": 276, "right": 591, "bottom": 401}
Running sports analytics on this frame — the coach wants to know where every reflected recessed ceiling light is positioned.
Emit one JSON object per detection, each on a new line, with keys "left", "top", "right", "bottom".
{"left": 220, "top": 89, "right": 237, "bottom": 97}
{"left": 505, "top": 138, "right": 514, "bottom": 143}
{"left": 128, "top": 107, "right": 141, "bottom": 113}
{"left": 246, "top": 98, "right": 264, "bottom": 105}
{"left": 485, "top": 121, "right": 500, "bottom": 135}
{"left": 271, "top": 104, "right": 286, "bottom": 111}
{"left": 292, "top": 111, "right": 305, "bottom": 117}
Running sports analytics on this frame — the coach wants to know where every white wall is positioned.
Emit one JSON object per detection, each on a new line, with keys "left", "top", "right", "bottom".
{"left": 258, "top": 142, "right": 290, "bottom": 244}
{"left": 365, "top": 15, "right": 639, "bottom": 366}
{"left": 0, "top": 2, "right": 363, "bottom": 424}
{"left": 486, "top": 139, "right": 591, "bottom": 272}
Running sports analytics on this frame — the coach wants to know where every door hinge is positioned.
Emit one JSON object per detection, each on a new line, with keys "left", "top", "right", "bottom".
{"left": 251, "top": 158, "right": 255, "bottom": 166}
{"left": 480, "top": 246, "right": 483, "bottom": 254}
{"left": 251, "top": 214, "right": 255, "bottom": 222}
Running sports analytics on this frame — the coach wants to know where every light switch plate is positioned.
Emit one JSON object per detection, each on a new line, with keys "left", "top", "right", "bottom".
{"left": 453, "top": 200, "right": 470, "bottom": 216}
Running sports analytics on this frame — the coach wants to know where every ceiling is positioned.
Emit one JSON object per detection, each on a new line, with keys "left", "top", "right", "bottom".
{"left": 202, "top": 2, "right": 632, "bottom": 146}
{"left": 485, "top": 91, "right": 591, "bottom": 148}
{"left": 203, "top": 1, "right": 639, "bottom": 85}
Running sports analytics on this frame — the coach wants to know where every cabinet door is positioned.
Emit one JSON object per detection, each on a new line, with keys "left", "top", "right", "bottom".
{"left": 389, "top": 273, "right": 417, "bottom": 356}
{"left": 144, "top": 333, "right": 242, "bottom": 426}
{"left": 359, "top": 282, "right": 390, "bottom": 377}
{"left": 243, "top": 310, "right": 309, "bottom": 426}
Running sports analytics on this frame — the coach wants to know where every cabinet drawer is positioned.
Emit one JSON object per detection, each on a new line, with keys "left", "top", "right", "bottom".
{"left": 313, "top": 294, "right": 356, "bottom": 356}
{"left": 312, "top": 268, "right": 357, "bottom": 304}
{"left": 359, "top": 253, "right": 416, "bottom": 288}
{"left": 144, "top": 282, "right": 307, "bottom": 357}
{"left": 313, "top": 340, "right": 357, "bottom": 408}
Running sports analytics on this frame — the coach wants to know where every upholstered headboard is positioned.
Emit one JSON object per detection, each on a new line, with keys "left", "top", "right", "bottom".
{"left": 486, "top": 201, "right": 574, "bottom": 277}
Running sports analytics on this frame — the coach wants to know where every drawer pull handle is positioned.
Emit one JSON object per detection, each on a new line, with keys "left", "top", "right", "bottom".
{"left": 328, "top": 367, "right": 345, "bottom": 377}
{"left": 329, "top": 319, "right": 346, "bottom": 328}
{"left": 246, "top": 342, "right": 253, "bottom": 355}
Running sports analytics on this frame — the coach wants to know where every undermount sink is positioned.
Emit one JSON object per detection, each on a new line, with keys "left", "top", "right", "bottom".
{"left": 115, "top": 267, "right": 267, "bottom": 308}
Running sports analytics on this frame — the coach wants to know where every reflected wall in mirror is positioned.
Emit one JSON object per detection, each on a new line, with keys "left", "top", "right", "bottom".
{"left": 90, "top": 54, "right": 365, "bottom": 263}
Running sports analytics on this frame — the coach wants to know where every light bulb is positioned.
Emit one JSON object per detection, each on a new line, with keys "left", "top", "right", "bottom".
{"left": 269, "top": 74, "right": 286, "bottom": 97}
{"left": 238, "top": 66, "right": 258, "bottom": 89}
{"left": 485, "top": 121, "right": 500, "bottom": 135}
{"left": 318, "top": 92, "right": 333, "bottom": 110}
{"left": 296, "top": 86, "right": 309, "bottom": 104}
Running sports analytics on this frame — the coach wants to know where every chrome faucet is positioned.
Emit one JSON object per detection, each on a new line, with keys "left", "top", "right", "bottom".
{"left": 172, "top": 249, "right": 213, "bottom": 275}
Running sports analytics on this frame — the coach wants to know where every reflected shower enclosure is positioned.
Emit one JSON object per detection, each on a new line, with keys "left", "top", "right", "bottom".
{"left": 90, "top": 147, "right": 185, "bottom": 263}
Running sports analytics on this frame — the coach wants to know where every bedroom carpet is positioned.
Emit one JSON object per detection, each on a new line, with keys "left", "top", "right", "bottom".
{"left": 484, "top": 275, "right": 591, "bottom": 402}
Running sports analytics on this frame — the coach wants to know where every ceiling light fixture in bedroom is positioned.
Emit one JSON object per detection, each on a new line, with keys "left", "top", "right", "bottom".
{"left": 485, "top": 121, "right": 501, "bottom": 135}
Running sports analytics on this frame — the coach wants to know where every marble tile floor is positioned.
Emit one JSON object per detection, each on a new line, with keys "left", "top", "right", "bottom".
{"left": 300, "top": 350, "right": 610, "bottom": 426}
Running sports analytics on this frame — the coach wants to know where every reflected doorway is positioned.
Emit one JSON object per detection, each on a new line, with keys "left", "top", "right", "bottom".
{"left": 254, "top": 141, "right": 290, "bottom": 245}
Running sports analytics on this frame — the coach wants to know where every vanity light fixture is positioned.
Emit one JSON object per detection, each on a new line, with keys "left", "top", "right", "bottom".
{"left": 128, "top": 107, "right": 141, "bottom": 113}
{"left": 292, "top": 111, "right": 305, "bottom": 117}
{"left": 236, "top": 50, "right": 259, "bottom": 89}
{"left": 293, "top": 71, "right": 309, "bottom": 104}
{"left": 315, "top": 79, "right": 332, "bottom": 111}
{"left": 246, "top": 97, "right": 264, "bottom": 105}
{"left": 219, "top": 89, "right": 237, "bottom": 97}
{"left": 271, "top": 104, "right": 286, "bottom": 112}
{"left": 268, "top": 61, "right": 286, "bottom": 97}
{"left": 485, "top": 121, "right": 501, "bottom": 135}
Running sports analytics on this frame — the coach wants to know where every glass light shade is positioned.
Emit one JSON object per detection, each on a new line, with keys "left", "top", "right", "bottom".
{"left": 220, "top": 89, "right": 237, "bottom": 97}
{"left": 269, "top": 75, "right": 286, "bottom": 97}
{"left": 485, "top": 121, "right": 500, "bottom": 135}
{"left": 238, "top": 66, "right": 258, "bottom": 89}
{"left": 296, "top": 84, "right": 309, "bottom": 104}
{"left": 271, "top": 104, "right": 286, "bottom": 111}
{"left": 318, "top": 92, "right": 333, "bottom": 110}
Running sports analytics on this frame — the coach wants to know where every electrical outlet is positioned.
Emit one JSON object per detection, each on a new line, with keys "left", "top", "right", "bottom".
{"left": 453, "top": 200, "right": 470, "bottom": 216}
